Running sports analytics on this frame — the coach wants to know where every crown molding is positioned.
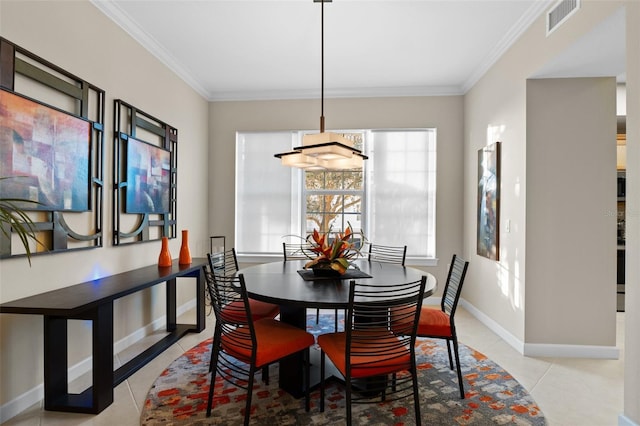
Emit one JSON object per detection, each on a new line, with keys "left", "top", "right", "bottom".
{"left": 208, "top": 85, "right": 465, "bottom": 102}
{"left": 90, "top": 0, "right": 210, "bottom": 99}
{"left": 92, "top": 0, "right": 552, "bottom": 102}
{"left": 461, "top": 0, "right": 553, "bottom": 94}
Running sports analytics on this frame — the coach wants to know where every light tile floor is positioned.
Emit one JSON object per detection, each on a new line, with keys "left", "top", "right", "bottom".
{"left": 2, "top": 307, "right": 625, "bottom": 426}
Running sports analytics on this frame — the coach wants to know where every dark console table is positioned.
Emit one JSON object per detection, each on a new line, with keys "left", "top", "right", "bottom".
{"left": 0, "top": 258, "right": 207, "bottom": 414}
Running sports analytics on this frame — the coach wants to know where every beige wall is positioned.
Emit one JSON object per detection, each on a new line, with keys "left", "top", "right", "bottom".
{"left": 526, "top": 77, "right": 617, "bottom": 345}
{"left": 0, "top": 0, "right": 209, "bottom": 412}
{"left": 624, "top": 1, "right": 640, "bottom": 422}
{"left": 1, "top": 0, "right": 639, "bottom": 424}
{"left": 464, "top": 1, "right": 625, "bottom": 345}
{"left": 209, "top": 96, "right": 465, "bottom": 283}
{"left": 465, "top": 1, "right": 638, "bottom": 423}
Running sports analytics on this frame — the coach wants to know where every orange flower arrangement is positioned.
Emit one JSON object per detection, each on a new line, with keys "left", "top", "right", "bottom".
{"left": 304, "top": 225, "right": 361, "bottom": 274}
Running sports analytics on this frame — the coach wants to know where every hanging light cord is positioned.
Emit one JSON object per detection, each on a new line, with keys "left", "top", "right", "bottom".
{"left": 320, "top": 0, "right": 325, "bottom": 133}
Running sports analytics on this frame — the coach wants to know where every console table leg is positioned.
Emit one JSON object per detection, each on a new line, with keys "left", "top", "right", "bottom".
{"left": 92, "top": 303, "right": 114, "bottom": 412}
{"left": 43, "top": 316, "right": 68, "bottom": 410}
{"left": 166, "top": 268, "right": 206, "bottom": 333}
{"left": 195, "top": 267, "right": 205, "bottom": 331}
{"left": 166, "top": 278, "right": 177, "bottom": 332}
{"left": 42, "top": 303, "right": 114, "bottom": 414}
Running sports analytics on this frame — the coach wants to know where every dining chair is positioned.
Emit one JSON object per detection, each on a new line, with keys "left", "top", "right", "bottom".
{"left": 282, "top": 241, "right": 331, "bottom": 327}
{"left": 318, "top": 276, "right": 427, "bottom": 425}
{"left": 419, "top": 254, "right": 469, "bottom": 398}
{"left": 208, "top": 247, "right": 239, "bottom": 276}
{"left": 205, "top": 271, "right": 315, "bottom": 426}
{"left": 206, "top": 252, "right": 279, "bottom": 384}
{"left": 282, "top": 242, "right": 313, "bottom": 261}
{"left": 393, "top": 254, "right": 469, "bottom": 399}
{"left": 367, "top": 243, "right": 407, "bottom": 265}
{"left": 209, "top": 249, "right": 280, "bottom": 321}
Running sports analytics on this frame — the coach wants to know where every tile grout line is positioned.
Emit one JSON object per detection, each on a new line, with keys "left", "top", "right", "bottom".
{"left": 526, "top": 360, "right": 555, "bottom": 395}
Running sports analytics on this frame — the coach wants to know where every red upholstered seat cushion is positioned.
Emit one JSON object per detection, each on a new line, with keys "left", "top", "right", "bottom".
{"left": 389, "top": 305, "right": 452, "bottom": 338}
{"left": 417, "top": 306, "right": 452, "bottom": 337}
{"left": 221, "top": 319, "right": 314, "bottom": 368}
{"left": 317, "top": 329, "right": 411, "bottom": 379}
{"left": 221, "top": 299, "right": 279, "bottom": 323}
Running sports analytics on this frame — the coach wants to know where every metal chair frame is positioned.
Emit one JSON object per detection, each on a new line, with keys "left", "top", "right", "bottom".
{"left": 205, "top": 271, "right": 313, "bottom": 425}
{"left": 206, "top": 252, "right": 278, "bottom": 383}
{"left": 418, "top": 254, "right": 469, "bottom": 399}
{"left": 319, "top": 277, "right": 427, "bottom": 424}
{"left": 282, "top": 242, "right": 314, "bottom": 261}
{"left": 208, "top": 247, "right": 239, "bottom": 276}
{"left": 367, "top": 243, "right": 407, "bottom": 266}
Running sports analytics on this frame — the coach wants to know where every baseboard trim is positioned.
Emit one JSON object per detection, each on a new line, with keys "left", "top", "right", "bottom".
{"left": 0, "top": 384, "right": 43, "bottom": 424}
{"left": 524, "top": 342, "right": 619, "bottom": 359}
{"left": 0, "top": 299, "right": 197, "bottom": 423}
{"left": 459, "top": 298, "right": 525, "bottom": 353}
{"left": 459, "top": 299, "right": 620, "bottom": 359}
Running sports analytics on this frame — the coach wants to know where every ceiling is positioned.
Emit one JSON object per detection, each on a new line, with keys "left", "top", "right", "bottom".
{"left": 91, "top": 0, "right": 626, "bottom": 102}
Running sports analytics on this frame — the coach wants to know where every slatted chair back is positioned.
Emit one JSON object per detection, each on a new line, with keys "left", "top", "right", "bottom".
{"left": 441, "top": 254, "right": 469, "bottom": 319}
{"left": 206, "top": 250, "right": 279, "bottom": 321}
{"left": 282, "top": 242, "right": 313, "bottom": 260}
{"left": 346, "top": 278, "right": 426, "bottom": 377}
{"left": 205, "top": 271, "right": 257, "bottom": 426}
{"left": 208, "top": 271, "right": 257, "bottom": 353}
{"left": 414, "top": 253, "right": 469, "bottom": 399}
{"left": 205, "top": 252, "right": 279, "bottom": 383}
{"left": 205, "top": 268, "right": 314, "bottom": 425}
{"left": 367, "top": 243, "right": 407, "bottom": 265}
{"left": 318, "top": 276, "right": 427, "bottom": 424}
{"left": 208, "top": 248, "right": 239, "bottom": 276}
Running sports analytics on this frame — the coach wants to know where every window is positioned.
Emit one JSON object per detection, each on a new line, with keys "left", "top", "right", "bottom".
{"left": 235, "top": 129, "right": 436, "bottom": 264}
{"left": 235, "top": 131, "right": 300, "bottom": 255}
{"left": 365, "top": 130, "right": 437, "bottom": 261}
{"left": 304, "top": 132, "right": 364, "bottom": 247}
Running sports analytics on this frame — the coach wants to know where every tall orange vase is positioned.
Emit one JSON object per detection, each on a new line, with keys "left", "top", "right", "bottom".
{"left": 179, "top": 229, "right": 192, "bottom": 265}
{"left": 158, "top": 236, "right": 172, "bottom": 267}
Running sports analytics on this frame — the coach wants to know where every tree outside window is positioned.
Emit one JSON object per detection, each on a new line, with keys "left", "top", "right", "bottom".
{"left": 303, "top": 133, "right": 364, "bottom": 247}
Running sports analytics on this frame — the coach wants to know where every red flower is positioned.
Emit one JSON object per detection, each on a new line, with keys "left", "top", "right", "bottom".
{"left": 303, "top": 225, "right": 362, "bottom": 274}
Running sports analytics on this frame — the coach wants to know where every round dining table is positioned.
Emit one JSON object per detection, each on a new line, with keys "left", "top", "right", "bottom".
{"left": 238, "top": 258, "right": 437, "bottom": 398}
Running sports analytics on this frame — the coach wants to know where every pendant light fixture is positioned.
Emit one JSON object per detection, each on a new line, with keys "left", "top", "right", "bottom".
{"left": 275, "top": 0, "right": 368, "bottom": 170}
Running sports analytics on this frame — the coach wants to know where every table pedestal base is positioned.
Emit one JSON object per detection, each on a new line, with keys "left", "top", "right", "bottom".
{"left": 277, "top": 305, "right": 382, "bottom": 399}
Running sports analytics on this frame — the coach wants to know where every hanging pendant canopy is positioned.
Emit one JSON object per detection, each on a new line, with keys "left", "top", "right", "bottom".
{"left": 274, "top": 0, "right": 368, "bottom": 171}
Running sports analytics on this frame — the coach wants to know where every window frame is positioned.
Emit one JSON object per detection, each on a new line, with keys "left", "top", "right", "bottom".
{"left": 302, "top": 131, "right": 366, "bottom": 242}
{"left": 235, "top": 128, "right": 437, "bottom": 266}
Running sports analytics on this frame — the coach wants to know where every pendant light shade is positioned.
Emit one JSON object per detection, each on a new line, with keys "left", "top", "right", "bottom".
{"left": 274, "top": 0, "right": 368, "bottom": 170}
{"left": 275, "top": 133, "right": 368, "bottom": 170}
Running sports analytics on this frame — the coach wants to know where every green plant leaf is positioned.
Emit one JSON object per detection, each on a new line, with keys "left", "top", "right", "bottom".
{"left": 0, "top": 177, "right": 43, "bottom": 265}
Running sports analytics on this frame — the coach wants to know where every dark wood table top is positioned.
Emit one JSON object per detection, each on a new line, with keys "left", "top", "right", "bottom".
{"left": 239, "top": 259, "right": 437, "bottom": 309}
{"left": 0, "top": 258, "right": 208, "bottom": 316}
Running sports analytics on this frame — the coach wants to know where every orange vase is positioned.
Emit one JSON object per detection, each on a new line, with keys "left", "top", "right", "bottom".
{"left": 158, "top": 236, "right": 172, "bottom": 267}
{"left": 179, "top": 230, "right": 192, "bottom": 265}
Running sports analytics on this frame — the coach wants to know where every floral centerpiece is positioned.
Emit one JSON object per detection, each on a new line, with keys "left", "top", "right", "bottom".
{"left": 303, "top": 225, "right": 361, "bottom": 276}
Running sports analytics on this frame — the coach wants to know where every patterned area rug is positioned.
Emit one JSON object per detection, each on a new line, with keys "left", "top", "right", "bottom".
{"left": 141, "top": 314, "right": 546, "bottom": 425}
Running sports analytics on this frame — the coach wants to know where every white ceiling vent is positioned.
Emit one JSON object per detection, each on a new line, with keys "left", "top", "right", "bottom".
{"left": 547, "top": 0, "right": 580, "bottom": 35}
